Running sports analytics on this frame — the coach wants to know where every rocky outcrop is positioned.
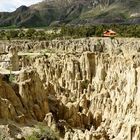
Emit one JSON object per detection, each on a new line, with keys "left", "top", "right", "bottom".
{"left": 0, "top": 69, "right": 49, "bottom": 123}
{"left": 0, "top": 37, "right": 140, "bottom": 139}
{"left": 0, "top": 74, "right": 24, "bottom": 121}
{"left": 18, "top": 69, "right": 49, "bottom": 121}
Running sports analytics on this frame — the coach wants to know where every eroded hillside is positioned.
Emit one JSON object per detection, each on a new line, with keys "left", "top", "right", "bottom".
{"left": 0, "top": 37, "right": 140, "bottom": 139}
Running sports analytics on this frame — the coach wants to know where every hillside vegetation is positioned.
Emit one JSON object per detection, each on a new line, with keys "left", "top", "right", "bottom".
{"left": 0, "top": 25, "right": 140, "bottom": 41}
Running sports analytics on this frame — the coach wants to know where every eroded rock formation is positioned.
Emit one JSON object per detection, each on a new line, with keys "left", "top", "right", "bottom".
{"left": 0, "top": 69, "right": 49, "bottom": 123}
{"left": 0, "top": 37, "right": 140, "bottom": 139}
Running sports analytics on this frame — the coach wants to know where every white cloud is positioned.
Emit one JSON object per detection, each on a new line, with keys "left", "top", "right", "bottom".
{"left": 0, "top": 0, "right": 42, "bottom": 12}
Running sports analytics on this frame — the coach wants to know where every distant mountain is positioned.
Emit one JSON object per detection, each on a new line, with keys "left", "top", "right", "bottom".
{"left": 0, "top": 0, "right": 140, "bottom": 27}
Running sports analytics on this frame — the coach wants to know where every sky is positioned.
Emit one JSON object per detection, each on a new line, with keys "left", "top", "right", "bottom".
{"left": 0, "top": 0, "right": 42, "bottom": 12}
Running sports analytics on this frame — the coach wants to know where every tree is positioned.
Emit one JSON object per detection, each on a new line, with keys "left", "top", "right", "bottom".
{"left": 35, "top": 30, "right": 46, "bottom": 40}
{"left": 25, "top": 28, "right": 36, "bottom": 39}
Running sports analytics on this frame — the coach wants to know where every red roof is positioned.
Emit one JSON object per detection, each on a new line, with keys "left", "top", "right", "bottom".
{"left": 103, "top": 29, "right": 116, "bottom": 37}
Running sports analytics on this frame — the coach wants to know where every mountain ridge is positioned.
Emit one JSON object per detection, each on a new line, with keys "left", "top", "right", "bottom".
{"left": 0, "top": 0, "right": 140, "bottom": 27}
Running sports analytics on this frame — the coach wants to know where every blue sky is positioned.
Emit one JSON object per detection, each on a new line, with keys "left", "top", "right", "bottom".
{"left": 0, "top": 0, "right": 42, "bottom": 12}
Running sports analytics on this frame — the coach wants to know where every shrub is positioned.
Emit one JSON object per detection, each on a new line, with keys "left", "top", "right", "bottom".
{"left": 26, "top": 123, "right": 59, "bottom": 140}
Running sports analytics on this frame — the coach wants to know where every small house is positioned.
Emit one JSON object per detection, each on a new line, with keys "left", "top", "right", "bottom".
{"left": 103, "top": 30, "right": 116, "bottom": 37}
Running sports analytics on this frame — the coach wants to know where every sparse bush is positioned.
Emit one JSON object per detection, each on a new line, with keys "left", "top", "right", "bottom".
{"left": 0, "top": 131, "right": 7, "bottom": 140}
{"left": 26, "top": 133, "right": 38, "bottom": 140}
{"left": 26, "top": 123, "right": 59, "bottom": 140}
{"left": 82, "top": 80, "right": 89, "bottom": 89}
{"left": 9, "top": 74, "right": 16, "bottom": 82}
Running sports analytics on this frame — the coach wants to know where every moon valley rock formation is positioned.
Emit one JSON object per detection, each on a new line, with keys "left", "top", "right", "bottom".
{"left": 0, "top": 37, "right": 140, "bottom": 139}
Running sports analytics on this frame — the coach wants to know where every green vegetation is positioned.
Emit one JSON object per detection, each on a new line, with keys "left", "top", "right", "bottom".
{"left": 26, "top": 123, "right": 59, "bottom": 140}
{"left": 0, "top": 28, "right": 60, "bottom": 40}
{"left": 9, "top": 66, "right": 16, "bottom": 82}
{"left": 0, "top": 24, "right": 140, "bottom": 41}
{"left": 60, "top": 25, "right": 140, "bottom": 38}
{"left": 82, "top": 80, "right": 89, "bottom": 89}
{"left": 0, "top": 131, "right": 6, "bottom": 140}
{"left": 9, "top": 74, "right": 16, "bottom": 83}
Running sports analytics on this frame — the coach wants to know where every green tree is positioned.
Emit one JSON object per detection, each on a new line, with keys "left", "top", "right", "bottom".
{"left": 18, "top": 29, "right": 26, "bottom": 39}
{"left": 35, "top": 30, "right": 46, "bottom": 40}
{"left": 25, "top": 28, "right": 36, "bottom": 39}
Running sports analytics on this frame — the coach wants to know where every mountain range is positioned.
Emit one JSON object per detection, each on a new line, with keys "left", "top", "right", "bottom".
{"left": 0, "top": 0, "right": 140, "bottom": 27}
